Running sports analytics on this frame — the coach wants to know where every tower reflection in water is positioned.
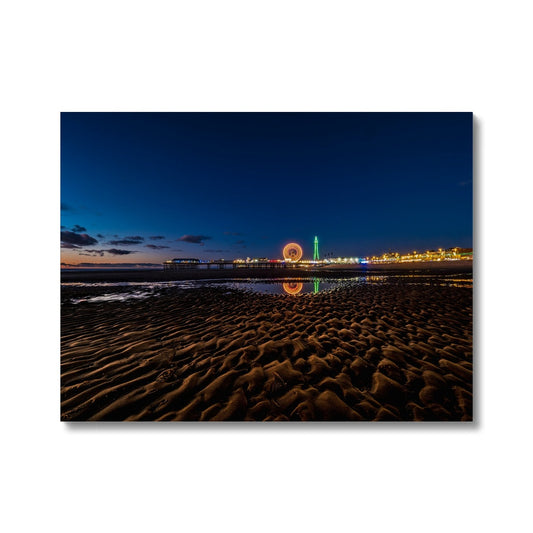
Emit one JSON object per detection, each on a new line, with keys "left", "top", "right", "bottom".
{"left": 313, "top": 278, "right": 320, "bottom": 294}
{"left": 282, "top": 281, "right": 303, "bottom": 295}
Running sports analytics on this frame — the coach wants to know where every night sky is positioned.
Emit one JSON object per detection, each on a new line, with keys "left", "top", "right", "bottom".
{"left": 61, "top": 112, "right": 472, "bottom": 267}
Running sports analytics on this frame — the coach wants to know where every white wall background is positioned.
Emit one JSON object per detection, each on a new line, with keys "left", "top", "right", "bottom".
{"left": 1, "top": 1, "right": 532, "bottom": 532}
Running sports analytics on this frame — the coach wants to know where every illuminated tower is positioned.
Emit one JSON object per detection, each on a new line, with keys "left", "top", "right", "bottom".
{"left": 313, "top": 236, "right": 319, "bottom": 261}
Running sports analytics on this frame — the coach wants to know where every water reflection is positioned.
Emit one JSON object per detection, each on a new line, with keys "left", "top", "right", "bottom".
{"left": 314, "top": 278, "right": 320, "bottom": 294}
{"left": 231, "top": 278, "right": 338, "bottom": 295}
{"left": 224, "top": 275, "right": 472, "bottom": 295}
{"left": 64, "top": 274, "right": 473, "bottom": 304}
{"left": 282, "top": 281, "right": 303, "bottom": 295}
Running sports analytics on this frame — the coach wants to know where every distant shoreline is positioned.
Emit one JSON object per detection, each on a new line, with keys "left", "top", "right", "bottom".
{"left": 61, "top": 260, "right": 473, "bottom": 283}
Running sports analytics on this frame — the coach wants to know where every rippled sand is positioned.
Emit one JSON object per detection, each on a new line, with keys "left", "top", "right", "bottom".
{"left": 61, "top": 283, "right": 473, "bottom": 421}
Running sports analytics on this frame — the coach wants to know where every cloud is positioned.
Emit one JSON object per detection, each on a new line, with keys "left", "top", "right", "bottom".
{"left": 177, "top": 234, "right": 212, "bottom": 244}
{"left": 61, "top": 230, "right": 98, "bottom": 246}
{"left": 96, "top": 233, "right": 105, "bottom": 239}
{"left": 108, "top": 240, "right": 140, "bottom": 246}
{"left": 61, "top": 202, "right": 73, "bottom": 212}
{"left": 205, "top": 249, "right": 229, "bottom": 253}
{"left": 61, "top": 242, "right": 81, "bottom": 249}
{"left": 149, "top": 235, "right": 165, "bottom": 240}
{"left": 145, "top": 244, "right": 170, "bottom": 250}
{"left": 71, "top": 224, "right": 87, "bottom": 233}
{"left": 78, "top": 250, "right": 105, "bottom": 257}
{"left": 108, "top": 236, "right": 144, "bottom": 245}
{"left": 68, "top": 248, "right": 139, "bottom": 257}
{"left": 224, "top": 231, "right": 243, "bottom": 236}
{"left": 234, "top": 240, "right": 246, "bottom": 245}
{"left": 62, "top": 262, "right": 162, "bottom": 268}
{"left": 106, "top": 248, "right": 137, "bottom": 255}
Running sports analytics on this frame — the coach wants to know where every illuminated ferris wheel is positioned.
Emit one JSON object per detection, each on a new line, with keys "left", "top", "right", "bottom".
{"left": 282, "top": 242, "right": 303, "bottom": 261}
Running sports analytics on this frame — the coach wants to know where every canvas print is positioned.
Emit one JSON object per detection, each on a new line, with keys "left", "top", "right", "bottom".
{"left": 61, "top": 112, "right": 473, "bottom": 421}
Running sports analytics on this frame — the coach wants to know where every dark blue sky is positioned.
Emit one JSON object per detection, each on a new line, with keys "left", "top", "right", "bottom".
{"left": 61, "top": 112, "right": 472, "bottom": 265}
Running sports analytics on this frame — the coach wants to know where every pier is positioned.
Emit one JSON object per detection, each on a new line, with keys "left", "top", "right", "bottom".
{"left": 163, "top": 259, "right": 301, "bottom": 272}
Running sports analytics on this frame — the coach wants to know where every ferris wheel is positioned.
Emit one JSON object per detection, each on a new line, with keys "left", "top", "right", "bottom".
{"left": 282, "top": 242, "right": 303, "bottom": 261}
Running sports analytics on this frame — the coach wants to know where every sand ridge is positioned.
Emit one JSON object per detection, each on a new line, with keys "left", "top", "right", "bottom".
{"left": 61, "top": 282, "right": 473, "bottom": 421}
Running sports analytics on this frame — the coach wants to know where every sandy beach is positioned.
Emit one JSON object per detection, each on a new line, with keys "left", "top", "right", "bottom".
{"left": 61, "top": 276, "right": 472, "bottom": 421}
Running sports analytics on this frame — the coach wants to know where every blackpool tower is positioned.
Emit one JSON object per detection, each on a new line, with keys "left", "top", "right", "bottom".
{"left": 313, "top": 235, "right": 319, "bottom": 261}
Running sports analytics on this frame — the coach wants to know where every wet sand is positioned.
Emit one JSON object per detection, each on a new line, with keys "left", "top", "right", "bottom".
{"left": 61, "top": 279, "right": 473, "bottom": 421}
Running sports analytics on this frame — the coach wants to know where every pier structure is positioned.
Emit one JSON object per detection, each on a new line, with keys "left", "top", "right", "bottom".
{"left": 164, "top": 241, "right": 317, "bottom": 272}
{"left": 163, "top": 259, "right": 299, "bottom": 272}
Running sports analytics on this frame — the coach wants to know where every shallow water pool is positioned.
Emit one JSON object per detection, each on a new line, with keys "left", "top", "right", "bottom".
{"left": 62, "top": 274, "right": 472, "bottom": 303}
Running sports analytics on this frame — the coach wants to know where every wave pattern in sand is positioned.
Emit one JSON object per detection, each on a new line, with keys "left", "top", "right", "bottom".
{"left": 61, "top": 283, "right": 473, "bottom": 421}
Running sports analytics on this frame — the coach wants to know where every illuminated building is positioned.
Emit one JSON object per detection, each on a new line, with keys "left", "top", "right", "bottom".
{"left": 363, "top": 247, "right": 473, "bottom": 264}
{"left": 167, "top": 258, "right": 199, "bottom": 263}
{"left": 163, "top": 258, "right": 201, "bottom": 271}
{"left": 313, "top": 236, "right": 319, "bottom": 261}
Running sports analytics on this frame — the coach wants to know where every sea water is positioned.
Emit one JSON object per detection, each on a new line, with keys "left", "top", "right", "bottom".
{"left": 62, "top": 274, "right": 472, "bottom": 304}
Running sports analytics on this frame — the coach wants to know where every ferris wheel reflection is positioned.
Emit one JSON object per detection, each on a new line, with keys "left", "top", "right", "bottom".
{"left": 282, "top": 281, "right": 303, "bottom": 295}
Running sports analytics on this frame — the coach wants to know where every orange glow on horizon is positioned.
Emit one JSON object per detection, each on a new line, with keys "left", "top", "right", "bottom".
{"left": 60, "top": 248, "right": 166, "bottom": 268}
